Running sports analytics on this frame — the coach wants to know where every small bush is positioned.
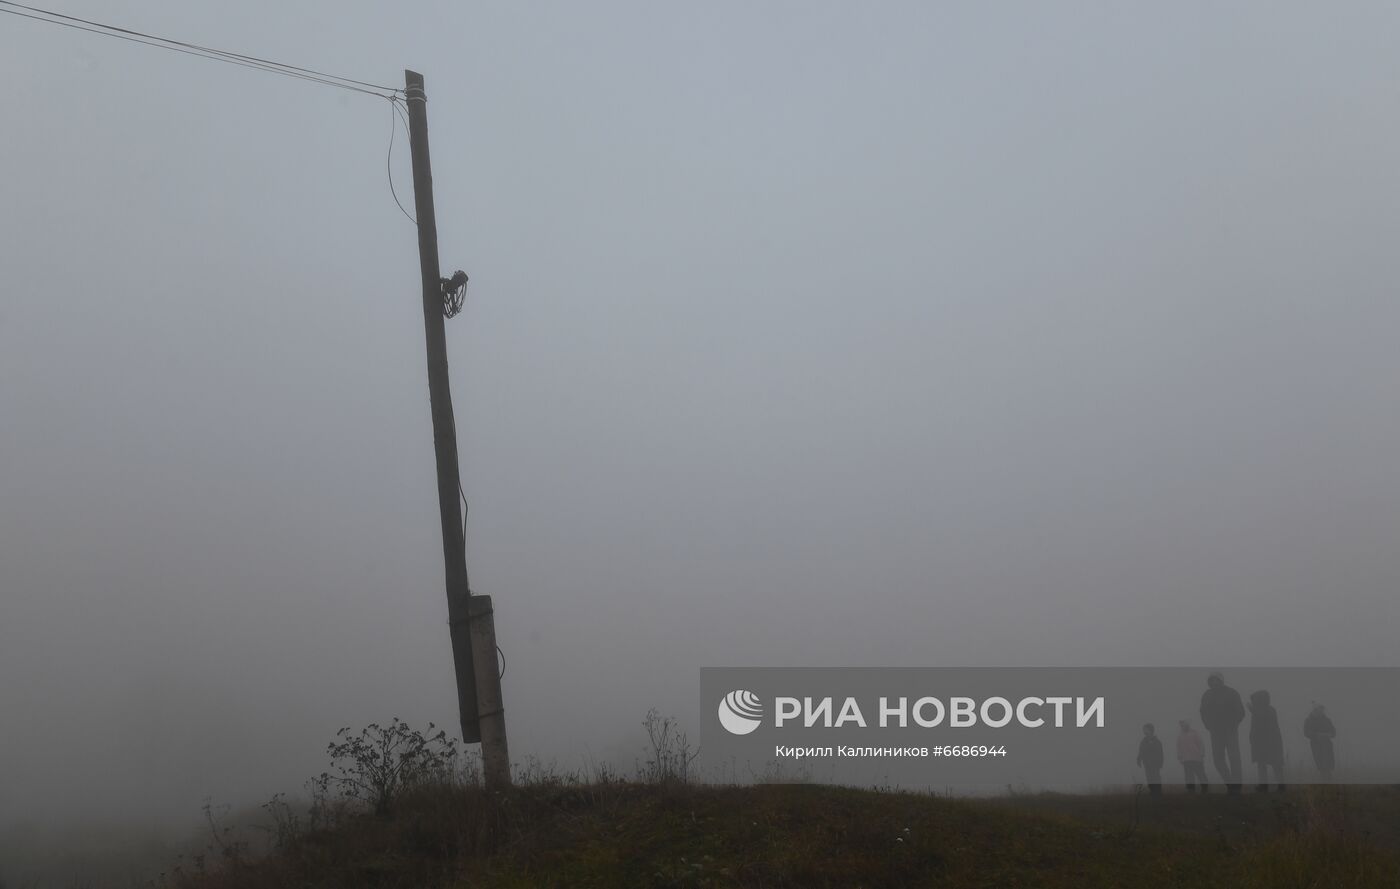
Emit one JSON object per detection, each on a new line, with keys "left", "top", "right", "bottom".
{"left": 324, "top": 718, "right": 459, "bottom": 815}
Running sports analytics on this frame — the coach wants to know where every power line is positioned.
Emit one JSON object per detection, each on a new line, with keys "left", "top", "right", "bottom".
{"left": 0, "top": 1, "right": 397, "bottom": 99}
{"left": 0, "top": 0, "right": 396, "bottom": 91}
{"left": 0, "top": 0, "right": 396, "bottom": 94}
{"left": 3, "top": 1, "right": 416, "bottom": 222}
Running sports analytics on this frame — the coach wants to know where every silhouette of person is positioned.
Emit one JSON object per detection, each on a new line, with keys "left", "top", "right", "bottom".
{"left": 1137, "top": 722, "right": 1164, "bottom": 796}
{"left": 1303, "top": 703, "right": 1336, "bottom": 780}
{"left": 1248, "top": 689, "right": 1285, "bottom": 792}
{"left": 1176, "top": 719, "right": 1209, "bottom": 793}
{"left": 1199, "top": 671, "right": 1246, "bottom": 794}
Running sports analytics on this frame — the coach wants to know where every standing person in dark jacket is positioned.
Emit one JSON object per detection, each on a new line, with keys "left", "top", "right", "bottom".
{"left": 1136, "top": 723, "right": 1164, "bottom": 796}
{"left": 1248, "top": 689, "right": 1285, "bottom": 792}
{"left": 1199, "top": 671, "right": 1246, "bottom": 794}
{"left": 1303, "top": 704, "right": 1337, "bottom": 780}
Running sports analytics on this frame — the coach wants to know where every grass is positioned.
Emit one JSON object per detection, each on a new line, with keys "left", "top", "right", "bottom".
{"left": 156, "top": 780, "right": 1400, "bottom": 889}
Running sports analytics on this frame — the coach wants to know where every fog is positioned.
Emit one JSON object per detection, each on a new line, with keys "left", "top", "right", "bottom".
{"left": 3, "top": 0, "right": 1399, "bottom": 850}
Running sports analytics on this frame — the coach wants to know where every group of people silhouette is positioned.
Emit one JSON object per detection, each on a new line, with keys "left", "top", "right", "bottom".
{"left": 1134, "top": 671, "right": 1337, "bottom": 795}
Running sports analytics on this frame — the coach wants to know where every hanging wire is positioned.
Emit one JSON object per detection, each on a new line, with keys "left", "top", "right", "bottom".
{"left": 385, "top": 98, "right": 417, "bottom": 225}
{"left": 392, "top": 96, "right": 414, "bottom": 142}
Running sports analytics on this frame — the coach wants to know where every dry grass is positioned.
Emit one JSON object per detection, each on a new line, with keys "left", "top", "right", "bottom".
{"left": 155, "top": 780, "right": 1400, "bottom": 889}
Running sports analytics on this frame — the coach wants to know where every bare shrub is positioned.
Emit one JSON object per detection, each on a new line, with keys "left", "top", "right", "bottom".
{"left": 325, "top": 718, "right": 459, "bottom": 815}
{"left": 639, "top": 708, "right": 700, "bottom": 785}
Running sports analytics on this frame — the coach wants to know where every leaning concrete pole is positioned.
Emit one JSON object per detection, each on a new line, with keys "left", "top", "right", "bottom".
{"left": 404, "top": 69, "right": 510, "bottom": 787}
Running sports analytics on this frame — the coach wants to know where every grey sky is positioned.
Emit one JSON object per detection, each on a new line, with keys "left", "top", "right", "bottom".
{"left": 3, "top": 0, "right": 1399, "bottom": 832}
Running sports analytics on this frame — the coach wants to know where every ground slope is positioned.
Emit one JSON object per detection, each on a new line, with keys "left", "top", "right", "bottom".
{"left": 166, "top": 783, "right": 1400, "bottom": 889}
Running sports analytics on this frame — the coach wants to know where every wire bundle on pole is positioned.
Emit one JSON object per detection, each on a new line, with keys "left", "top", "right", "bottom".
{"left": 441, "top": 271, "right": 469, "bottom": 318}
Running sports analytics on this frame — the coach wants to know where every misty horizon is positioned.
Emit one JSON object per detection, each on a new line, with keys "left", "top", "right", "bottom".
{"left": 3, "top": 1, "right": 1399, "bottom": 858}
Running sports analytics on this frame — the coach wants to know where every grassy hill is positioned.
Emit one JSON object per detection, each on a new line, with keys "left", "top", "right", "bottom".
{"left": 156, "top": 780, "right": 1400, "bottom": 889}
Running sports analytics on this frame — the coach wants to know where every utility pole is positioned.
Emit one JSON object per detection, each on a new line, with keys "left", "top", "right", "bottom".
{"left": 404, "top": 69, "right": 511, "bottom": 788}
